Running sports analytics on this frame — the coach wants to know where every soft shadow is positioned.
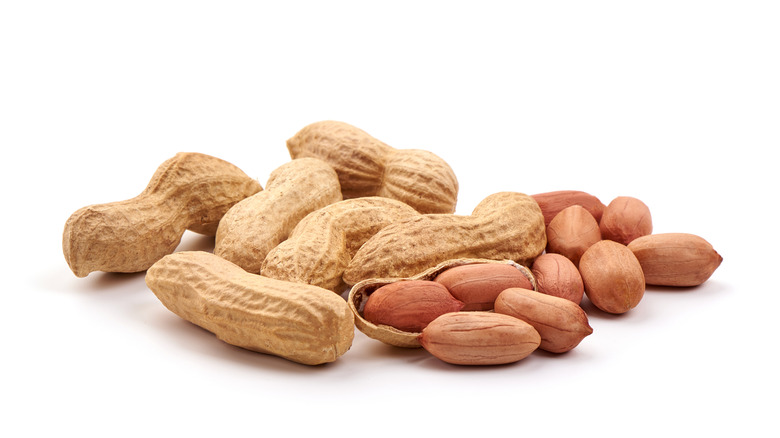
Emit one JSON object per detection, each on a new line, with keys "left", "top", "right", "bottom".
{"left": 644, "top": 279, "right": 729, "bottom": 295}
{"left": 175, "top": 231, "right": 216, "bottom": 253}
{"left": 152, "top": 313, "right": 352, "bottom": 374}
{"left": 579, "top": 295, "right": 633, "bottom": 321}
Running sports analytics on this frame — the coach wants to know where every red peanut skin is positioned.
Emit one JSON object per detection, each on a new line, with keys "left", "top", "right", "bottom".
{"left": 532, "top": 190, "right": 606, "bottom": 226}
{"left": 494, "top": 288, "right": 593, "bottom": 353}
{"left": 599, "top": 196, "right": 653, "bottom": 245}
{"left": 362, "top": 280, "right": 464, "bottom": 333}
{"left": 546, "top": 205, "right": 602, "bottom": 267}
{"left": 434, "top": 263, "right": 533, "bottom": 311}
{"left": 531, "top": 253, "right": 585, "bottom": 304}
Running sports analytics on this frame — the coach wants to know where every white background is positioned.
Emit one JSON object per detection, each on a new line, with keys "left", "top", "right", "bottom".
{"left": 2, "top": 1, "right": 779, "bottom": 436}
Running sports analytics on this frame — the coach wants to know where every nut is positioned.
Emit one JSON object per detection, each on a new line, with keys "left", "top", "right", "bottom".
{"left": 287, "top": 120, "right": 458, "bottom": 214}
{"left": 579, "top": 240, "right": 645, "bottom": 314}
{"left": 343, "top": 191, "right": 546, "bottom": 285}
{"left": 433, "top": 263, "right": 534, "bottom": 311}
{"left": 348, "top": 258, "right": 535, "bottom": 348}
{"left": 418, "top": 312, "right": 541, "bottom": 365}
{"left": 531, "top": 253, "right": 585, "bottom": 304}
{"left": 214, "top": 157, "right": 342, "bottom": 274}
{"left": 494, "top": 288, "right": 593, "bottom": 353}
{"left": 145, "top": 251, "right": 354, "bottom": 366}
{"left": 627, "top": 233, "right": 722, "bottom": 286}
{"left": 546, "top": 204, "right": 602, "bottom": 267}
{"left": 261, "top": 197, "right": 420, "bottom": 293}
{"left": 62, "top": 152, "right": 262, "bottom": 277}
{"left": 532, "top": 190, "right": 606, "bottom": 226}
{"left": 599, "top": 196, "right": 653, "bottom": 245}
{"left": 362, "top": 280, "right": 464, "bottom": 333}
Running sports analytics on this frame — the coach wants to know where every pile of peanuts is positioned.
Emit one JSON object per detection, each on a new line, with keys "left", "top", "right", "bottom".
{"left": 63, "top": 120, "right": 722, "bottom": 366}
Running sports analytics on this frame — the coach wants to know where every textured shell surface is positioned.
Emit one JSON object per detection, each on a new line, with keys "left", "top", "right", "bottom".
{"left": 145, "top": 251, "right": 354, "bottom": 366}
{"left": 343, "top": 191, "right": 546, "bottom": 285}
{"left": 63, "top": 152, "right": 262, "bottom": 277}
{"left": 261, "top": 197, "right": 420, "bottom": 292}
{"left": 214, "top": 157, "right": 342, "bottom": 274}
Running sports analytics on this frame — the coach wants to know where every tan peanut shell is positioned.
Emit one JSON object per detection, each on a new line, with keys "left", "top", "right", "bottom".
{"left": 532, "top": 190, "right": 607, "bottom": 226}
{"left": 63, "top": 152, "right": 262, "bottom": 277}
{"left": 343, "top": 191, "right": 546, "bottom": 285}
{"left": 531, "top": 253, "right": 585, "bottom": 304}
{"left": 348, "top": 258, "right": 535, "bottom": 348}
{"left": 599, "top": 196, "right": 653, "bottom": 245}
{"left": 627, "top": 233, "right": 722, "bottom": 286}
{"left": 579, "top": 240, "right": 645, "bottom": 314}
{"left": 363, "top": 280, "right": 464, "bottom": 333}
{"left": 145, "top": 251, "right": 354, "bottom": 366}
{"left": 214, "top": 157, "right": 342, "bottom": 274}
{"left": 261, "top": 197, "right": 420, "bottom": 293}
{"left": 433, "top": 263, "right": 534, "bottom": 311}
{"left": 494, "top": 288, "right": 593, "bottom": 353}
{"left": 287, "top": 120, "right": 459, "bottom": 214}
{"left": 419, "top": 312, "right": 541, "bottom": 366}
{"left": 546, "top": 204, "right": 602, "bottom": 267}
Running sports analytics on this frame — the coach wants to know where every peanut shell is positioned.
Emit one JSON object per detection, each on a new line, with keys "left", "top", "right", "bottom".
{"left": 145, "top": 251, "right": 354, "bottom": 366}
{"left": 343, "top": 191, "right": 546, "bottom": 285}
{"left": 261, "top": 197, "right": 419, "bottom": 293}
{"left": 63, "top": 152, "right": 262, "bottom": 277}
{"left": 287, "top": 120, "right": 458, "bottom": 214}
{"left": 214, "top": 157, "right": 342, "bottom": 274}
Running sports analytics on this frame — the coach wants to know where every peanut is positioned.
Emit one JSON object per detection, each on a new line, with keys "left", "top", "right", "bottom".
{"left": 433, "top": 263, "right": 534, "bottom": 311}
{"left": 287, "top": 120, "right": 459, "bottom": 214}
{"left": 145, "top": 251, "right": 354, "bottom": 366}
{"left": 531, "top": 253, "right": 585, "bottom": 304}
{"left": 494, "top": 288, "right": 593, "bottom": 353}
{"left": 532, "top": 190, "right": 606, "bottom": 226}
{"left": 214, "top": 157, "right": 342, "bottom": 274}
{"left": 363, "top": 280, "right": 464, "bottom": 333}
{"left": 348, "top": 258, "right": 534, "bottom": 348}
{"left": 419, "top": 312, "right": 541, "bottom": 365}
{"left": 261, "top": 197, "right": 419, "bottom": 293}
{"left": 343, "top": 192, "right": 546, "bottom": 285}
{"left": 627, "top": 233, "right": 722, "bottom": 286}
{"left": 599, "top": 196, "right": 653, "bottom": 245}
{"left": 546, "top": 204, "right": 602, "bottom": 267}
{"left": 579, "top": 240, "right": 645, "bottom": 314}
{"left": 63, "top": 152, "right": 262, "bottom": 277}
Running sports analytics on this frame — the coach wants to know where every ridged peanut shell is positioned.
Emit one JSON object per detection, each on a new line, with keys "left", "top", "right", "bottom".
{"left": 145, "top": 251, "right": 354, "bottom": 366}
{"left": 579, "top": 240, "right": 645, "bottom": 314}
{"left": 287, "top": 120, "right": 458, "bottom": 214}
{"left": 348, "top": 258, "right": 535, "bottom": 348}
{"left": 532, "top": 190, "right": 606, "bottom": 226}
{"left": 261, "top": 197, "right": 419, "bottom": 293}
{"left": 627, "top": 233, "right": 722, "bottom": 286}
{"left": 546, "top": 204, "right": 602, "bottom": 267}
{"left": 494, "top": 288, "right": 593, "bottom": 353}
{"left": 419, "top": 312, "right": 541, "bottom": 366}
{"left": 343, "top": 191, "right": 546, "bottom": 285}
{"left": 63, "top": 152, "right": 262, "bottom": 277}
{"left": 599, "top": 196, "right": 653, "bottom": 245}
{"left": 214, "top": 157, "right": 342, "bottom": 274}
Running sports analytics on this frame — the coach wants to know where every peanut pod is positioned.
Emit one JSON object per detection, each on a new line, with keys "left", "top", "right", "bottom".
{"left": 63, "top": 152, "right": 262, "bottom": 277}
{"left": 343, "top": 191, "right": 546, "bottom": 285}
{"left": 145, "top": 251, "right": 354, "bottom": 366}
{"left": 215, "top": 157, "right": 342, "bottom": 274}
{"left": 261, "top": 197, "right": 419, "bottom": 293}
{"left": 287, "top": 120, "right": 459, "bottom": 214}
